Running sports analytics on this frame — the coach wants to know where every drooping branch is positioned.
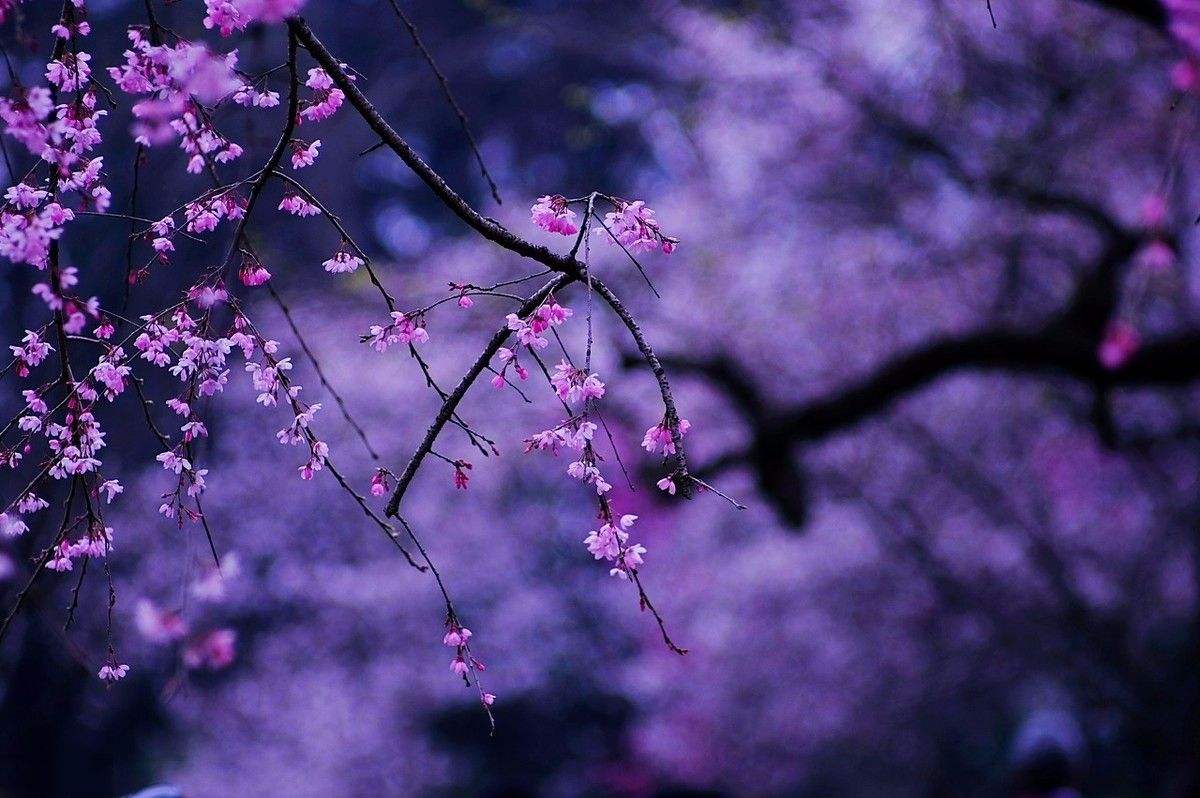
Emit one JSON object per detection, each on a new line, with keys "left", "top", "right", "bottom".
{"left": 385, "top": 274, "right": 574, "bottom": 517}
{"left": 283, "top": 17, "right": 704, "bottom": 515}
{"left": 591, "top": 277, "right": 694, "bottom": 498}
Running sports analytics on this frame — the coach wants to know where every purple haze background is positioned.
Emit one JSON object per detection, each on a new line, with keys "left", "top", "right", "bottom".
{"left": 3, "top": 0, "right": 1200, "bottom": 795}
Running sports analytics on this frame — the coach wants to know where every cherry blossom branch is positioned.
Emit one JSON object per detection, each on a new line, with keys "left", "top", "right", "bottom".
{"left": 266, "top": 168, "right": 397, "bottom": 311}
{"left": 393, "top": 514, "right": 494, "bottom": 731}
{"left": 264, "top": 281, "right": 382, "bottom": 461}
{"left": 213, "top": 29, "right": 300, "bottom": 280}
{"left": 589, "top": 277, "right": 696, "bottom": 498}
{"left": 385, "top": 274, "right": 574, "bottom": 517}
{"left": 0, "top": 478, "right": 81, "bottom": 646}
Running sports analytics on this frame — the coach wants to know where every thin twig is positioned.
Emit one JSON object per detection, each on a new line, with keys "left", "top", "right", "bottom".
{"left": 383, "top": 0, "right": 502, "bottom": 205}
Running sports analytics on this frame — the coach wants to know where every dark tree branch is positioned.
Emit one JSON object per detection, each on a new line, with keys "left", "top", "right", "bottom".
{"left": 385, "top": 275, "right": 573, "bottom": 517}
{"left": 286, "top": 17, "right": 580, "bottom": 280}
{"left": 658, "top": 312, "right": 1200, "bottom": 525}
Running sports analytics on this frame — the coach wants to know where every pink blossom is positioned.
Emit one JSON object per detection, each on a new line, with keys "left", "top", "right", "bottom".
{"left": 187, "top": 283, "right": 229, "bottom": 309}
{"left": 600, "top": 199, "right": 678, "bottom": 254}
{"left": 443, "top": 625, "right": 473, "bottom": 647}
{"left": 300, "top": 68, "right": 349, "bottom": 122}
{"left": 584, "top": 523, "right": 625, "bottom": 560}
{"left": 567, "top": 460, "right": 612, "bottom": 494}
{"left": 5, "top": 183, "right": 47, "bottom": 209}
{"left": 135, "top": 599, "right": 190, "bottom": 643}
{"left": 239, "top": 258, "right": 273, "bottom": 286}
{"left": 610, "top": 543, "right": 647, "bottom": 580}
{"left": 0, "top": 512, "right": 28, "bottom": 538}
{"left": 549, "top": 360, "right": 606, "bottom": 404}
{"left": 364, "top": 312, "right": 428, "bottom": 351}
{"left": 278, "top": 193, "right": 321, "bottom": 217}
{"left": 98, "top": 479, "right": 124, "bottom": 503}
{"left": 323, "top": 249, "right": 363, "bottom": 274}
{"left": 46, "top": 51, "right": 91, "bottom": 92}
{"left": 16, "top": 493, "right": 48, "bottom": 514}
{"left": 157, "top": 450, "right": 192, "bottom": 474}
{"left": 97, "top": 662, "right": 130, "bottom": 682}
{"left": 290, "top": 139, "right": 321, "bottom": 169}
{"left": 47, "top": 544, "right": 74, "bottom": 572}
{"left": 233, "top": 85, "right": 282, "bottom": 108}
{"left": 531, "top": 194, "right": 579, "bottom": 236}
{"left": 642, "top": 418, "right": 692, "bottom": 456}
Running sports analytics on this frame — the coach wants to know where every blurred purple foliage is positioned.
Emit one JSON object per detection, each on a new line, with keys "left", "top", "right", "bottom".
{"left": 3, "top": 0, "right": 1200, "bottom": 796}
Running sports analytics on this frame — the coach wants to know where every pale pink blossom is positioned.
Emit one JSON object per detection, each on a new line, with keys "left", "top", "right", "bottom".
{"left": 278, "top": 193, "right": 321, "bottom": 217}
{"left": 97, "top": 662, "right": 130, "bottom": 682}
{"left": 323, "top": 249, "right": 363, "bottom": 274}
{"left": 290, "top": 138, "right": 321, "bottom": 169}
{"left": 600, "top": 199, "right": 678, "bottom": 254}
{"left": 642, "top": 418, "right": 691, "bottom": 456}
{"left": 183, "top": 628, "right": 237, "bottom": 670}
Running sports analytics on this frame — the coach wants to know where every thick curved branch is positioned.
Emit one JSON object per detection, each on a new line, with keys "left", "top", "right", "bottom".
{"left": 285, "top": 17, "right": 580, "bottom": 280}
{"left": 660, "top": 324, "right": 1200, "bottom": 524}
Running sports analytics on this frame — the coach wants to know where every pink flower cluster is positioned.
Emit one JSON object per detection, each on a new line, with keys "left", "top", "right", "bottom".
{"left": 110, "top": 29, "right": 245, "bottom": 170}
{"left": 365, "top": 312, "right": 429, "bottom": 352}
{"left": 291, "top": 138, "right": 321, "bottom": 169}
{"left": 642, "top": 417, "right": 691, "bottom": 457}
{"left": 300, "top": 67, "right": 348, "bottom": 123}
{"left": 136, "top": 554, "right": 240, "bottom": 675}
{"left": 491, "top": 346, "right": 530, "bottom": 388}
{"left": 601, "top": 199, "right": 678, "bottom": 254}
{"left": 323, "top": 248, "right": 363, "bottom": 274}
{"left": 550, "top": 360, "right": 606, "bottom": 405}
{"left": 46, "top": 522, "right": 115, "bottom": 572}
{"left": 531, "top": 194, "right": 579, "bottom": 236}
{"left": 584, "top": 514, "right": 646, "bottom": 580}
{"left": 0, "top": 0, "right": 370, "bottom": 688}
{"left": 524, "top": 419, "right": 596, "bottom": 455}
{"left": 9, "top": 330, "right": 53, "bottom": 378}
{"left": 504, "top": 297, "right": 573, "bottom": 349}
{"left": 278, "top": 192, "right": 321, "bottom": 217}
{"left": 443, "top": 620, "right": 493, "bottom": 706}
{"left": 98, "top": 662, "right": 129, "bottom": 682}
{"left": 1, "top": 26, "right": 108, "bottom": 269}
{"left": 204, "top": 0, "right": 308, "bottom": 36}
{"left": 528, "top": 193, "right": 678, "bottom": 259}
